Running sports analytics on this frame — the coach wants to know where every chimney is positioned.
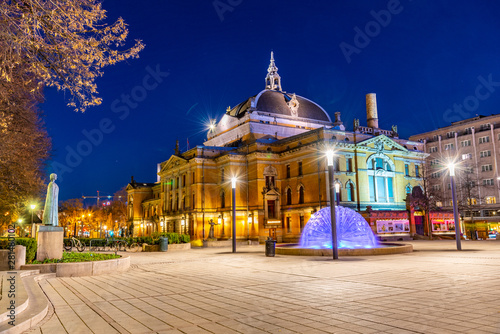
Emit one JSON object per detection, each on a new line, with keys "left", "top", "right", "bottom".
{"left": 366, "top": 93, "right": 379, "bottom": 129}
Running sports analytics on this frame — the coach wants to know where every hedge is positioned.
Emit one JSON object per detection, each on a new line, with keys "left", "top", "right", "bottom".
{"left": 0, "top": 237, "right": 37, "bottom": 263}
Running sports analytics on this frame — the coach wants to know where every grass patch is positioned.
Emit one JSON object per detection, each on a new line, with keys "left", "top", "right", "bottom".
{"left": 32, "top": 252, "right": 120, "bottom": 264}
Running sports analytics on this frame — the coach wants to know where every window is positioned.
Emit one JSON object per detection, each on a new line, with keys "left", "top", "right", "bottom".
{"left": 486, "top": 196, "right": 497, "bottom": 204}
{"left": 176, "top": 177, "right": 179, "bottom": 189}
{"left": 461, "top": 140, "right": 471, "bottom": 147}
{"left": 432, "top": 185, "right": 441, "bottom": 191}
{"left": 286, "top": 164, "right": 290, "bottom": 178}
{"left": 446, "top": 131, "right": 455, "bottom": 138}
{"left": 462, "top": 153, "right": 472, "bottom": 160}
{"left": 468, "top": 198, "right": 478, "bottom": 205}
{"left": 431, "top": 172, "right": 441, "bottom": 178}
{"left": 192, "top": 194, "right": 195, "bottom": 209}
{"left": 482, "top": 164, "right": 493, "bottom": 172}
{"left": 479, "top": 136, "right": 490, "bottom": 144}
{"left": 299, "top": 216, "right": 304, "bottom": 232}
{"left": 480, "top": 123, "right": 491, "bottom": 131}
{"left": 415, "top": 165, "right": 420, "bottom": 177}
{"left": 182, "top": 196, "right": 186, "bottom": 210}
{"left": 464, "top": 127, "right": 472, "bottom": 134}
{"left": 480, "top": 150, "right": 491, "bottom": 158}
{"left": 498, "top": 133, "right": 500, "bottom": 141}
{"left": 286, "top": 188, "right": 292, "bottom": 205}
{"left": 267, "top": 200, "right": 276, "bottom": 218}
{"left": 298, "top": 186, "right": 304, "bottom": 204}
{"left": 220, "top": 191, "right": 225, "bottom": 208}
{"left": 433, "top": 135, "right": 439, "bottom": 141}
{"left": 175, "top": 197, "right": 178, "bottom": 211}
{"left": 405, "top": 164, "right": 409, "bottom": 176}
{"left": 182, "top": 174, "right": 186, "bottom": 187}
{"left": 346, "top": 182, "right": 355, "bottom": 201}
{"left": 405, "top": 185, "right": 412, "bottom": 194}
{"left": 430, "top": 146, "right": 438, "bottom": 153}
{"left": 430, "top": 159, "right": 439, "bottom": 166}
{"left": 298, "top": 162, "right": 303, "bottom": 176}
{"left": 447, "top": 183, "right": 451, "bottom": 190}
{"left": 436, "top": 201, "right": 443, "bottom": 207}
{"left": 346, "top": 158, "right": 353, "bottom": 172}
{"left": 444, "top": 143, "right": 454, "bottom": 151}
{"left": 192, "top": 172, "right": 195, "bottom": 184}
{"left": 286, "top": 216, "right": 291, "bottom": 233}
{"left": 367, "top": 155, "right": 394, "bottom": 203}
{"left": 221, "top": 168, "right": 225, "bottom": 182}
{"left": 483, "top": 179, "right": 494, "bottom": 186}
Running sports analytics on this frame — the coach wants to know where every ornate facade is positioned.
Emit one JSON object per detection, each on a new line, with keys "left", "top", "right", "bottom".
{"left": 127, "top": 53, "right": 427, "bottom": 242}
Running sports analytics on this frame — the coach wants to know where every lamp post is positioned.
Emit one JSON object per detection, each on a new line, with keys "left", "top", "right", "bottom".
{"left": 30, "top": 204, "right": 36, "bottom": 237}
{"left": 448, "top": 163, "right": 462, "bottom": 251}
{"left": 326, "top": 149, "right": 339, "bottom": 260}
{"left": 232, "top": 177, "right": 237, "bottom": 253}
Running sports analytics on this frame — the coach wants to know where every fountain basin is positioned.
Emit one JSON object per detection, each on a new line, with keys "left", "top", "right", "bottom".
{"left": 276, "top": 243, "right": 413, "bottom": 256}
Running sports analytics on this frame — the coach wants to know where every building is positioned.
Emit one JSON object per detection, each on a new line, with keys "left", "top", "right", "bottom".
{"left": 127, "top": 53, "right": 427, "bottom": 242}
{"left": 409, "top": 115, "right": 500, "bottom": 239}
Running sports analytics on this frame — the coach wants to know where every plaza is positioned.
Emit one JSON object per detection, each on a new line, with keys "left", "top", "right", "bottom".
{"left": 22, "top": 240, "right": 500, "bottom": 334}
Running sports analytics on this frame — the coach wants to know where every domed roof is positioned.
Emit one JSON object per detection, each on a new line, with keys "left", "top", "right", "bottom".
{"left": 254, "top": 90, "right": 331, "bottom": 123}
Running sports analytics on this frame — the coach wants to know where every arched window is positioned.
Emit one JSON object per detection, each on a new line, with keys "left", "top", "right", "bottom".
{"left": 298, "top": 186, "right": 304, "bottom": 204}
{"left": 405, "top": 184, "right": 412, "bottom": 194}
{"left": 366, "top": 154, "right": 395, "bottom": 203}
{"left": 287, "top": 188, "right": 292, "bottom": 205}
{"left": 221, "top": 191, "right": 225, "bottom": 208}
{"left": 346, "top": 181, "right": 355, "bottom": 202}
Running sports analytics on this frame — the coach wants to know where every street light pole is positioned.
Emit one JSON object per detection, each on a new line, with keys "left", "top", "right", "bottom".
{"left": 232, "top": 177, "right": 237, "bottom": 253}
{"left": 327, "top": 150, "right": 339, "bottom": 260}
{"left": 30, "top": 204, "right": 36, "bottom": 238}
{"left": 449, "top": 163, "right": 462, "bottom": 251}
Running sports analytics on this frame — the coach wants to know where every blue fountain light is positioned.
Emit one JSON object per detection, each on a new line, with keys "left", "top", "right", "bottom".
{"left": 299, "top": 206, "right": 378, "bottom": 249}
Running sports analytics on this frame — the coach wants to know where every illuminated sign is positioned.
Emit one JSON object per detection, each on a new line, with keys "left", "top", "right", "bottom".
{"left": 376, "top": 220, "right": 410, "bottom": 233}
{"left": 267, "top": 220, "right": 281, "bottom": 225}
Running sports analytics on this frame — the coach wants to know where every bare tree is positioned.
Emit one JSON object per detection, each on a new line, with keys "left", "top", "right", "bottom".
{"left": 0, "top": 0, "right": 145, "bottom": 111}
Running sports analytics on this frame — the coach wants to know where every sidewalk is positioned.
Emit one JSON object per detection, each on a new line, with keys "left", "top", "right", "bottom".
{"left": 23, "top": 240, "right": 500, "bottom": 334}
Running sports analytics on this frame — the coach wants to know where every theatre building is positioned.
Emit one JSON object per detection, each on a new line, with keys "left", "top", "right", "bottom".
{"left": 127, "top": 53, "right": 428, "bottom": 242}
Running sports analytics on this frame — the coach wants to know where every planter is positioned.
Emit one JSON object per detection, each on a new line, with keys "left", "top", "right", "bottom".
{"left": 20, "top": 255, "right": 130, "bottom": 277}
{"left": 143, "top": 243, "right": 191, "bottom": 252}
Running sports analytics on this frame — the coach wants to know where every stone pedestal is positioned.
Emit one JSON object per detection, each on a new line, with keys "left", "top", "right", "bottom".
{"left": 36, "top": 226, "right": 64, "bottom": 261}
{"left": 14, "top": 245, "right": 26, "bottom": 269}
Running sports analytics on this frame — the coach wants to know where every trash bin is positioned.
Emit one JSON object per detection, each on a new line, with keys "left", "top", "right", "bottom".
{"left": 159, "top": 237, "right": 169, "bottom": 252}
{"left": 265, "top": 237, "right": 276, "bottom": 257}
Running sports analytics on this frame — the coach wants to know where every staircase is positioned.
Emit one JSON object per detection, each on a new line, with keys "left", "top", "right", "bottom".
{"left": 0, "top": 270, "right": 53, "bottom": 334}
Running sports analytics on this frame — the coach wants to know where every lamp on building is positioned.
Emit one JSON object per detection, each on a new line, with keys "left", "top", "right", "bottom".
{"left": 160, "top": 220, "right": 164, "bottom": 233}
{"left": 448, "top": 162, "right": 462, "bottom": 251}
{"left": 181, "top": 217, "right": 186, "bottom": 234}
{"left": 232, "top": 177, "right": 237, "bottom": 253}
{"left": 326, "top": 149, "right": 338, "bottom": 260}
{"left": 30, "top": 204, "right": 36, "bottom": 237}
{"left": 334, "top": 182, "right": 340, "bottom": 206}
{"left": 247, "top": 213, "right": 252, "bottom": 241}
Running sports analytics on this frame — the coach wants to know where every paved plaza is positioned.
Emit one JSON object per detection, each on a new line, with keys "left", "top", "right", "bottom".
{"left": 24, "top": 240, "right": 500, "bottom": 334}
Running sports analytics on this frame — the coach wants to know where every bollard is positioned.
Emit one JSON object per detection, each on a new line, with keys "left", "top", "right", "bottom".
{"left": 14, "top": 245, "right": 26, "bottom": 270}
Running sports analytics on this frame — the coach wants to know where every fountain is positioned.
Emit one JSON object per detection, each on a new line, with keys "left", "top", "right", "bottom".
{"left": 300, "top": 206, "right": 378, "bottom": 249}
{"left": 276, "top": 206, "right": 413, "bottom": 256}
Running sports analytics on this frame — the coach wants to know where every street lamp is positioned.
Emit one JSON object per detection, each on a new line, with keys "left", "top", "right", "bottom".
{"left": 448, "top": 162, "right": 462, "bottom": 251}
{"left": 30, "top": 204, "right": 36, "bottom": 238}
{"left": 326, "top": 149, "right": 339, "bottom": 260}
{"left": 232, "top": 177, "right": 237, "bottom": 253}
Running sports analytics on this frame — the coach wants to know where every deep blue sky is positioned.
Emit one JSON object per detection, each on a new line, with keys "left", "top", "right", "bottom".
{"left": 43, "top": 0, "right": 500, "bottom": 201}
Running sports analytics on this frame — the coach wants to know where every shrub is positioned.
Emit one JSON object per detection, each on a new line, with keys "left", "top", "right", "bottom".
{"left": 0, "top": 237, "right": 37, "bottom": 263}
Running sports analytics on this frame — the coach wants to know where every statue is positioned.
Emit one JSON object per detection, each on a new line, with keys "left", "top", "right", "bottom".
{"left": 208, "top": 219, "right": 220, "bottom": 239}
{"left": 42, "top": 173, "right": 59, "bottom": 226}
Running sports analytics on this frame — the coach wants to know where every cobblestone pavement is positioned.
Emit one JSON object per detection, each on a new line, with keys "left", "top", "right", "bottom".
{"left": 24, "top": 240, "right": 500, "bottom": 334}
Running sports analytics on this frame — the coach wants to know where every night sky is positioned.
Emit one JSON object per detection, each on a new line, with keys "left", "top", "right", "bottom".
{"left": 42, "top": 0, "right": 500, "bottom": 202}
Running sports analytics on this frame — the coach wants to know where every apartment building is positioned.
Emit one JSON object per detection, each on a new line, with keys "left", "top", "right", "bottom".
{"left": 409, "top": 115, "right": 500, "bottom": 238}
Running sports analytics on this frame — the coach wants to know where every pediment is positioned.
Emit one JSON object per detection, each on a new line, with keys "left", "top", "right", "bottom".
{"left": 159, "top": 155, "right": 188, "bottom": 174}
{"left": 357, "top": 134, "right": 407, "bottom": 152}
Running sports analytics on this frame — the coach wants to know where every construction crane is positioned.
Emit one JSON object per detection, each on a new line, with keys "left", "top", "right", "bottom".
{"left": 82, "top": 191, "right": 115, "bottom": 207}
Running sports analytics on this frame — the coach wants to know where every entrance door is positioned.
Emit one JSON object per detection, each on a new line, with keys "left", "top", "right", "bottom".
{"left": 415, "top": 216, "right": 424, "bottom": 235}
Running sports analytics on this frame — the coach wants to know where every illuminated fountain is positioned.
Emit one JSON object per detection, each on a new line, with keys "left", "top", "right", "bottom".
{"left": 300, "top": 206, "right": 377, "bottom": 249}
{"left": 276, "top": 206, "right": 413, "bottom": 256}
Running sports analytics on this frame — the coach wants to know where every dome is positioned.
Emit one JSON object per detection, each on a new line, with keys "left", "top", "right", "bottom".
{"left": 254, "top": 90, "right": 331, "bottom": 123}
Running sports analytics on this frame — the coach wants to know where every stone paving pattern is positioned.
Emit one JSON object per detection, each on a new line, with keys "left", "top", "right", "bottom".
{"left": 23, "top": 240, "right": 500, "bottom": 334}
